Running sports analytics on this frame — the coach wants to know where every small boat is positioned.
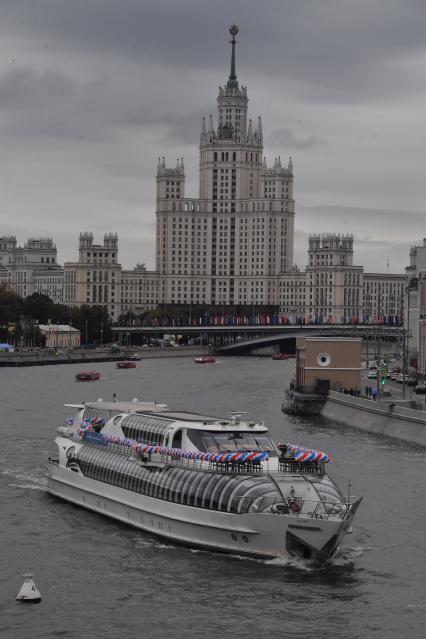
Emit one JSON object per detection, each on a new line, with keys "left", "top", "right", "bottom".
{"left": 75, "top": 370, "right": 101, "bottom": 382}
{"left": 272, "top": 353, "right": 289, "bottom": 360}
{"left": 194, "top": 356, "right": 216, "bottom": 364}
{"left": 128, "top": 353, "right": 142, "bottom": 361}
{"left": 16, "top": 573, "right": 41, "bottom": 603}
{"left": 116, "top": 361, "right": 137, "bottom": 369}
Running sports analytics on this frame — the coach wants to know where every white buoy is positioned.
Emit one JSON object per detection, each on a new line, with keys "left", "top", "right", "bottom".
{"left": 16, "top": 573, "right": 41, "bottom": 603}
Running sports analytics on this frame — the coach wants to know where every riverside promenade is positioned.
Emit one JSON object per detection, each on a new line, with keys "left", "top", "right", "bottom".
{"left": 0, "top": 346, "right": 205, "bottom": 367}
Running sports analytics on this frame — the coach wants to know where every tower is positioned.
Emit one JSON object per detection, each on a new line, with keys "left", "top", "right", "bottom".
{"left": 156, "top": 25, "right": 296, "bottom": 307}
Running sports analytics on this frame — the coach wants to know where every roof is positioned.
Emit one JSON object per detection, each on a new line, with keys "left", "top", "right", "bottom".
{"left": 38, "top": 324, "right": 80, "bottom": 333}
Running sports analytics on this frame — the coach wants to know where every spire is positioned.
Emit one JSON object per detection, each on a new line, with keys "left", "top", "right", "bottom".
{"left": 288, "top": 156, "right": 293, "bottom": 172}
{"left": 201, "top": 117, "right": 206, "bottom": 136}
{"left": 227, "top": 24, "right": 239, "bottom": 90}
{"left": 257, "top": 116, "right": 262, "bottom": 136}
{"left": 208, "top": 114, "right": 214, "bottom": 133}
{"left": 247, "top": 118, "right": 253, "bottom": 138}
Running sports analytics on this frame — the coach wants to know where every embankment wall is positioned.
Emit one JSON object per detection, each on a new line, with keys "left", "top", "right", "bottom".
{"left": 321, "top": 390, "right": 426, "bottom": 447}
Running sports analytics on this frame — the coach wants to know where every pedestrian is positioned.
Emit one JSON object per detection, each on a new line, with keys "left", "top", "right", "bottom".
{"left": 365, "top": 385, "right": 369, "bottom": 397}
{"left": 372, "top": 388, "right": 377, "bottom": 401}
{"left": 113, "top": 393, "right": 118, "bottom": 402}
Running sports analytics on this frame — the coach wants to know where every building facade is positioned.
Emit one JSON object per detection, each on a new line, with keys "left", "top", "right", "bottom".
{"left": 63, "top": 232, "right": 159, "bottom": 320}
{"left": 0, "top": 235, "right": 63, "bottom": 302}
{"left": 156, "top": 25, "right": 295, "bottom": 308}
{"left": 279, "top": 234, "right": 405, "bottom": 324}
{"left": 38, "top": 324, "right": 81, "bottom": 348}
{"left": 405, "top": 238, "right": 426, "bottom": 369}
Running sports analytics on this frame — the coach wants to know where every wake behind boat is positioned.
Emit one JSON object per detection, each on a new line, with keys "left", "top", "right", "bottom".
{"left": 46, "top": 400, "right": 361, "bottom": 563}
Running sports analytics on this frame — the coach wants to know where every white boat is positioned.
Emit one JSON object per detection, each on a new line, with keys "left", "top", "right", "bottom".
{"left": 46, "top": 400, "right": 362, "bottom": 563}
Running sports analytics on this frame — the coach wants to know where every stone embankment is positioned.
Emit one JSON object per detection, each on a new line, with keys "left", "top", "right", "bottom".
{"left": 0, "top": 346, "right": 205, "bottom": 367}
{"left": 322, "top": 390, "right": 426, "bottom": 447}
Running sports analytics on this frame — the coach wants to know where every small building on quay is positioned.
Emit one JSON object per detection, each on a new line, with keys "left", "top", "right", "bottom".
{"left": 38, "top": 324, "right": 81, "bottom": 348}
{"left": 284, "top": 336, "right": 362, "bottom": 415}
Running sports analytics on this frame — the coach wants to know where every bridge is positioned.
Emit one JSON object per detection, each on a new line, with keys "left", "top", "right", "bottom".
{"left": 113, "top": 324, "right": 404, "bottom": 356}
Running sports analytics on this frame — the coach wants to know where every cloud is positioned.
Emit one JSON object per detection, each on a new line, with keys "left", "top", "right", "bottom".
{"left": 267, "top": 128, "right": 324, "bottom": 150}
{"left": 0, "top": 0, "right": 425, "bottom": 274}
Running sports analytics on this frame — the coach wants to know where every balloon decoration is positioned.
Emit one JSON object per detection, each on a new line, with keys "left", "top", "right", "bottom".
{"left": 77, "top": 423, "right": 269, "bottom": 464}
{"left": 284, "top": 443, "right": 330, "bottom": 463}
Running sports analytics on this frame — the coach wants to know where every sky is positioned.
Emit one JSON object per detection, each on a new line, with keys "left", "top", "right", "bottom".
{"left": 0, "top": 0, "right": 425, "bottom": 273}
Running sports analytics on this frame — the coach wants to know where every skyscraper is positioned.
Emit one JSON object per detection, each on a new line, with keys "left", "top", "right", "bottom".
{"left": 156, "top": 25, "right": 295, "bottom": 308}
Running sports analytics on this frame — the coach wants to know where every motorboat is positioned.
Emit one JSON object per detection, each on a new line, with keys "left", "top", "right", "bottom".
{"left": 116, "top": 361, "right": 137, "bottom": 369}
{"left": 272, "top": 353, "right": 289, "bottom": 360}
{"left": 128, "top": 353, "right": 142, "bottom": 361}
{"left": 194, "top": 356, "right": 216, "bottom": 364}
{"left": 75, "top": 370, "right": 101, "bottom": 382}
{"left": 46, "top": 400, "right": 362, "bottom": 563}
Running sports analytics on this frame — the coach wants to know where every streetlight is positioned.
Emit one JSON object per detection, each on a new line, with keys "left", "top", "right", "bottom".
{"left": 100, "top": 320, "right": 103, "bottom": 347}
{"left": 403, "top": 282, "right": 417, "bottom": 399}
{"left": 85, "top": 319, "right": 88, "bottom": 346}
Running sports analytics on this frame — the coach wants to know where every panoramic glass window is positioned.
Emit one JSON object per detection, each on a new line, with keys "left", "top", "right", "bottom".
{"left": 188, "top": 429, "right": 277, "bottom": 456}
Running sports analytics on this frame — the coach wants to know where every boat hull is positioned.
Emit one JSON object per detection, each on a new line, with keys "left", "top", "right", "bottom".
{"left": 46, "top": 463, "right": 351, "bottom": 562}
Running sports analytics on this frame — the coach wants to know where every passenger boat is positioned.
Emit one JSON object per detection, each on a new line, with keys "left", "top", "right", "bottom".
{"left": 75, "top": 370, "right": 101, "bottom": 382}
{"left": 194, "top": 356, "right": 216, "bottom": 364}
{"left": 46, "top": 400, "right": 362, "bottom": 563}
{"left": 272, "top": 353, "right": 289, "bottom": 360}
{"left": 116, "top": 361, "right": 137, "bottom": 369}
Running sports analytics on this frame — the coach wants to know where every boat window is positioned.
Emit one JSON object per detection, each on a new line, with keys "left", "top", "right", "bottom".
{"left": 201, "top": 474, "right": 219, "bottom": 509}
{"left": 209, "top": 475, "right": 231, "bottom": 510}
{"left": 217, "top": 476, "right": 241, "bottom": 511}
{"left": 187, "top": 430, "right": 278, "bottom": 457}
{"left": 168, "top": 468, "right": 187, "bottom": 503}
{"left": 161, "top": 467, "right": 182, "bottom": 502}
{"left": 121, "top": 414, "right": 173, "bottom": 445}
{"left": 192, "top": 472, "right": 214, "bottom": 508}
{"left": 171, "top": 429, "right": 182, "bottom": 448}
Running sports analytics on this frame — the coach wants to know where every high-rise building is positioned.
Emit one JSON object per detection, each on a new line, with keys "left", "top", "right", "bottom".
{"left": 0, "top": 235, "right": 63, "bottom": 302}
{"left": 279, "top": 233, "right": 405, "bottom": 324}
{"left": 156, "top": 25, "right": 295, "bottom": 307}
{"left": 63, "top": 232, "right": 160, "bottom": 320}
{"left": 64, "top": 232, "right": 122, "bottom": 319}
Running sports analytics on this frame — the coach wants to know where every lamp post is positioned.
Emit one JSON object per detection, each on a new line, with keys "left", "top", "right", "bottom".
{"left": 403, "top": 284, "right": 417, "bottom": 399}
{"left": 100, "top": 320, "right": 103, "bottom": 347}
{"left": 85, "top": 319, "right": 88, "bottom": 347}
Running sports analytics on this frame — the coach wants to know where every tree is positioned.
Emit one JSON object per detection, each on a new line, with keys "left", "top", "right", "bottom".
{"left": 0, "top": 287, "right": 22, "bottom": 340}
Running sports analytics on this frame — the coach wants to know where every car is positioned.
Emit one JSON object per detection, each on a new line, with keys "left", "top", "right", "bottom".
{"left": 382, "top": 388, "right": 392, "bottom": 397}
{"left": 367, "top": 370, "right": 377, "bottom": 379}
{"left": 415, "top": 384, "right": 426, "bottom": 394}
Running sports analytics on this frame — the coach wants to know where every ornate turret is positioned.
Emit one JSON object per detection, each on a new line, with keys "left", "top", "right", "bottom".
{"left": 156, "top": 156, "right": 185, "bottom": 201}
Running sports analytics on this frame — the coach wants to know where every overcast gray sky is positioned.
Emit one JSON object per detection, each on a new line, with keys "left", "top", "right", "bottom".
{"left": 1, "top": 0, "right": 425, "bottom": 273}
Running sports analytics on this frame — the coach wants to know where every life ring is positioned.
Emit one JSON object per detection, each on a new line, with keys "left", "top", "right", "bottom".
{"left": 289, "top": 500, "right": 300, "bottom": 513}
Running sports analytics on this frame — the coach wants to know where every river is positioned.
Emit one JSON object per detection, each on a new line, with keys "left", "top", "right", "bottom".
{"left": 0, "top": 357, "right": 425, "bottom": 638}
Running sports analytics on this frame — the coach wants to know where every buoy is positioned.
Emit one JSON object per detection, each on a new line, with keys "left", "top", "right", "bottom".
{"left": 16, "top": 573, "right": 41, "bottom": 603}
